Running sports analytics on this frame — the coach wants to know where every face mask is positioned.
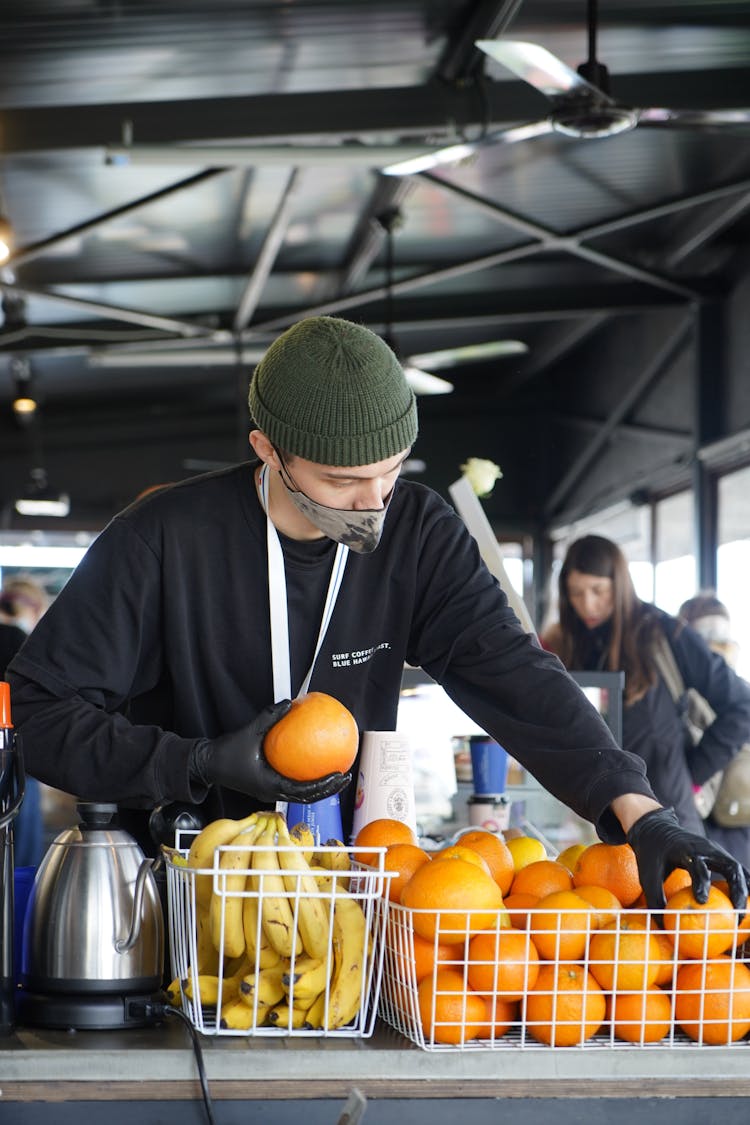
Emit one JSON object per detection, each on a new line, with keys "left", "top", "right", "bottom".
{"left": 277, "top": 455, "right": 392, "bottom": 554}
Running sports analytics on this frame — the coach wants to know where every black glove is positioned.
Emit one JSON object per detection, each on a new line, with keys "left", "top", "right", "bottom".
{"left": 627, "top": 807, "right": 749, "bottom": 914}
{"left": 190, "top": 700, "right": 351, "bottom": 805}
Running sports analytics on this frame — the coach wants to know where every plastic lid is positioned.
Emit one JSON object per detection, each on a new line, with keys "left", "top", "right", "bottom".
{"left": 0, "top": 681, "right": 12, "bottom": 728}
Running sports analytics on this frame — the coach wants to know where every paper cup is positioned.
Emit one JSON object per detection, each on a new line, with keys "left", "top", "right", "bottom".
{"left": 469, "top": 736, "right": 509, "bottom": 796}
{"left": 467, "top": 795, "right": 511, "bottom": 833}
{"left": 351, "top": 731, "right": 417, "bottom": 842}
{"left": 286, "top": 795, "right": 344, "bottom": 846}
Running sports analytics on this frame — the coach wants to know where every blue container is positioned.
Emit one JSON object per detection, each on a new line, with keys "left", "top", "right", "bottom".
{"left": 286, "top": 794, "right": 343, "bottom": 846}
{"left": 13, "top": 865, "right": 36, "bottom": 987}
{"left": 469, "top": 736, "right": 509, "bottom": 796}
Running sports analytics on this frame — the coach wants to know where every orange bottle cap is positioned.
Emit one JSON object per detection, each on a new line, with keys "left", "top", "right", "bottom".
{"left": 0, "top": 682, "right": 13, "bottom": 728}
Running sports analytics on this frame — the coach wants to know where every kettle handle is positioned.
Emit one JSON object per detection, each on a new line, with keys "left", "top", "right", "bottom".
{"left": 115, "top": 854, "right": 163, "bottom": 954}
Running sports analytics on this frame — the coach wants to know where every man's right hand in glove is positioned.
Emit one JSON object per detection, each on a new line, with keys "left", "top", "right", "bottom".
{"left": 189, "top": 700, "right": 351, "bottom": 804}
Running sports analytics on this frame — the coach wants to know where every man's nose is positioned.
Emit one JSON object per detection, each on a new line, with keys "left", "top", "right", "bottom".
{"left": 352, "top": 482, "right": 385, "bottom": 510}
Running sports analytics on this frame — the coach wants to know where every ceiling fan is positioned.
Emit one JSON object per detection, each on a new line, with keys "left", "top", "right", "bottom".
{"left": 384, "top": 0, "right": 750, "bottom": 176}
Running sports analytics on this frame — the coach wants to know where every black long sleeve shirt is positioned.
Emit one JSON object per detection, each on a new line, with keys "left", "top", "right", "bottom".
{"left": 7, "top": 462, "right": 655, "bottom": 847}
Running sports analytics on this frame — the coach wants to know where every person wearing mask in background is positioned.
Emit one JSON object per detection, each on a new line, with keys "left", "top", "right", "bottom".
{"left": 678, "top": 592, "right": 750, "bottom": 868}
{"left": 6, "top": 317, "right": 748, "bottom": 912}
{"left": 0, "top": 577, "right": 51, "bottom": 867}
{"left": 542, "top": 535, "right": 750, "bottom": 856}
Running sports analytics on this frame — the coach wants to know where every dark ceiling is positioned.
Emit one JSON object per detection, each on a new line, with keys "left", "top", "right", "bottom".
{"left": 2, "top": 0, "right": 750, "bottom": 535}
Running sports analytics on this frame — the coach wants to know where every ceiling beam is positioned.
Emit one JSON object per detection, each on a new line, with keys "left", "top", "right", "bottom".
{"left": 419, "top": 173, "right": 702, "bottom": 300}
{"left": 4, "top": 69, "right": 750, "bottom": 154}
{"left": 6, "top": 169, "right": 228, "bottom": 272}
{"left": 233, "top": 168, "right": 301, "bottom": 334}
{"left": 543, "top": 317, "right": 694, "bottom": 517}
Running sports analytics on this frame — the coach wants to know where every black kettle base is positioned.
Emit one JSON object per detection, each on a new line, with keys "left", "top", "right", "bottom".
{"left": 16, "top": 988, "right": 162, "bottom": 1030}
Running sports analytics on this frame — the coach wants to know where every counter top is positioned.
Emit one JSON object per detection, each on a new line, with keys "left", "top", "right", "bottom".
{"left": 3, "top": 1018, "right": 750, "bottom": 1103}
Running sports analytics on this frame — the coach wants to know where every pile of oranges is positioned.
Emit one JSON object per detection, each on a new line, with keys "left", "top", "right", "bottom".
{"left": 354, "top": 819, "right": 750, "bottom": 1049}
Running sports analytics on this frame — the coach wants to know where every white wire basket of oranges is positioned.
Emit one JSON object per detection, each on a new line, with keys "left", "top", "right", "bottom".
{"left": 375, "top": 830, "right": 750, "bottom": 1050}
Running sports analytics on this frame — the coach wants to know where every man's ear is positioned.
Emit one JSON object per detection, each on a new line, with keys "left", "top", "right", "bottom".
{"left": 249, "top": 429, "right": 281, "bottom": 468}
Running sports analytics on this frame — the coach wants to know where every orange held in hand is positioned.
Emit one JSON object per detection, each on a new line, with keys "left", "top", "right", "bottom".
{"left": 662, "top": 884, "right": 737, "bottom": 960}
{"left": 263, "top": 691, "right": 358, "bottom": 781}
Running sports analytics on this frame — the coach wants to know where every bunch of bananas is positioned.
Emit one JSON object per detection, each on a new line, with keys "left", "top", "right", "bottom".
{"left": 165, "top": 810, "right": 370, "bottom": 1032}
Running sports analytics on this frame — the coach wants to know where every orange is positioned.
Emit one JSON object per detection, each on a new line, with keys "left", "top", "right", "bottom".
{"left": 383, "top": 843, "right": 431, "bottom": 903}
{"left": 609, "top": 986, "right": 672, "bottom": 1044}
{"left": 263, "top": 691, "right": 358, "bottom": 781}
{"left": 506, "top": 835, "right": 547, "bottom": 872}
{"left": 524, "top": 962, "right": 606, "bottom": 1046}
{"left": 713, "top": 881, "right": 750, "bottom": 947}
{"left": 406, "top": 932, "right": 457, "bottom": 984}
{"left": 478, "top": 995, "right": 518, "bottom": 1040}
{"left": 511, "top": 859, "right": 574, "bottom": 899}
{"left": 400, "top": 856, "right": 505, "bottom": 944}
{"left": 663, "top": 885, "right": 737, "bottom": 960}
{"left": 353, "top": 817, "right": 416, "bottom": 866}
{"left": 456, "top": 830, "right": 515, "bottom": 895}
{"left": 662, "top": 867, "right": 692, "bottom": 899}
{"left": 674, "top": 957, "right": 750, "bottom": 1044}
{"left": 467, "top": 927, "right": 540, "bottom": 1000}
{"left": 435, "top": 844, "right": 493, "bottom": 878}
{"left": 572, "top": 842, "right": 642, "bottom": 906}
{"left": 528, "top": 890, "right": 593, "bottom": 961}
{"left": 627, "top": 911, "right": 677, "bottom": 986}
{"left": 588, "top": 918, "right": 662, "bottom": 992}
{"left": 417, "top": 968, "right": 487, "bottom": 1044}
{"left": 556, "top": 843, "right": 587, "bottom": 873}
{"left": 572, "top": 884, "right": 622, "bottom": 929}
{"left": 503, "top": 892, "right": 539, "bottom": 930}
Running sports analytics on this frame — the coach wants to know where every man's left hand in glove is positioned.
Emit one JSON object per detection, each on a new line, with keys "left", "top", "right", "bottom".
{"left": 627, "top": 806, "right": 749, "bottom": 914}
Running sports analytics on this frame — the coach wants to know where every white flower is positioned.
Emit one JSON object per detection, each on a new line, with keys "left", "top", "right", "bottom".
{"left": 460, "top": 457, "right": 503, "bottom": 498}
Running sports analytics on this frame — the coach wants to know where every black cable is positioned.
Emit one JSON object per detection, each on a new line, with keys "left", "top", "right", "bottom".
{"left": 142, "top": 1001, "right": 218, "bottom": 1125}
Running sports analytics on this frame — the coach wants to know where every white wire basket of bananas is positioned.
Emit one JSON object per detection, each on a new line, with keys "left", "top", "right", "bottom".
{"left": 164, "top": 809, "right": 392, "bottom": 1036}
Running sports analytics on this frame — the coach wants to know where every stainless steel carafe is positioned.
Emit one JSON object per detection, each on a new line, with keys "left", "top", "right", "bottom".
{"left": 22, "top": 801, "right": 164, "bottom": 996}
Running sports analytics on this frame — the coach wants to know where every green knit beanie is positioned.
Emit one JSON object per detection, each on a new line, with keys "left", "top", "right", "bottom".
{"left": 249, "top": 316, "right": 418, "bottom": 466}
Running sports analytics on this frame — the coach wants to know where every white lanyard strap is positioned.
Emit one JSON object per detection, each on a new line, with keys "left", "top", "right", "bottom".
{"left": 259, "top": 464, "right": 348, "bottom": 702}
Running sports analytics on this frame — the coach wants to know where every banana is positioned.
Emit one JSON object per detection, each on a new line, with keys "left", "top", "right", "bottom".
{"left": 209, "top": 819, "right": 262, "bottom": 959}
{"left": 195, "top": 903, "right": 221, "bottom": 974}
{"left": 315, "top": 838, "right": 351, "bottom": 888}
{"left": 243, "top": 884, "right": 282, "bottom": 970}
{"left": 182, "top": 972, "right": 243, "bottom": 1008}
{"left": 220, "top": 995, "right": 272, "bottom": 1030}
{"left": 239, "top": 963, "right": 286, "bottom": 1008}
{"left": 289, "top": 820, "right": 316, "bottom": 863}
{"left": 303, "top": 990, "right": 328, "bottom": 1030}
{"left": 251, "top": 813, "right": 302, "bottom": 959}
{"left": 267, "top": 1002, "right": 313, "bottom": 1030}
{"left": 323, "top": 891, "right": 369, "bottom": 1030}
{"left": 164, "top": 976, "right": 184, "bottom": 1007}
{"left": 281, "top": 955, "right": 330, "bottom": 1006}
{"left": 188, "top": 812, "right": 261, "bottom": 908}
{"left": 275, "top": 814, "right": 331, "bottom": 960}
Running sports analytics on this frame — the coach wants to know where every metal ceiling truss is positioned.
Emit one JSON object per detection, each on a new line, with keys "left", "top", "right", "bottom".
{"left": 4, "top": 68, "right": 750, "bottom": 155}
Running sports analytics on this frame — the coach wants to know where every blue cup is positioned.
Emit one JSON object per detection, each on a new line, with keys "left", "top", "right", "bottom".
{"left": 286, "top": 795, "right": 343, "bottom": 846}
{"left": 13, "top": 865, "right": 36, "bottom": 987}
{"left": 469, "top": 736, "right": 509, "bottom": 796}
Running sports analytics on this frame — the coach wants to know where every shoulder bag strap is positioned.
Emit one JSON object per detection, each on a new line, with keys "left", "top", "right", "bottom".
{"left": 650, "top": 629, "right": 686, "bottom": 703}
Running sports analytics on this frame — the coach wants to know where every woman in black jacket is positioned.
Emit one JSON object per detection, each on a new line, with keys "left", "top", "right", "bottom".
{"left": 542, "top": 535, "right": 750, "bottom": 862}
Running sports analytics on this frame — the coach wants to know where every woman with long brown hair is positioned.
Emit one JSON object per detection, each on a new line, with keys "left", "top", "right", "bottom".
{"left": 543, "top": 535, "right": 750, "bottom": 846}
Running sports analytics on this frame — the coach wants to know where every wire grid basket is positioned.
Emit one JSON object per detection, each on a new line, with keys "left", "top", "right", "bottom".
{"left": 166, "top": 834, "right": 390, "bottom": 1037}
{"left": 378, "top": 899, "right": 750, "bottom": 1050}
